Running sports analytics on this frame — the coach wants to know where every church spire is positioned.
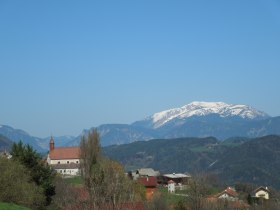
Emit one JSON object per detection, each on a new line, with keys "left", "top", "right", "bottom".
{"left": 49, "top": 136, "right": 55, "bottom": 151}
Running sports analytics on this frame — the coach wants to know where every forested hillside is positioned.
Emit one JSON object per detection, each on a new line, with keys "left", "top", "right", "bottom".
{"left": 104, "top": 135, "right": 280, "bottom": 189}
{"left": 0, "top": 134, "right": 13, "bottom": 151}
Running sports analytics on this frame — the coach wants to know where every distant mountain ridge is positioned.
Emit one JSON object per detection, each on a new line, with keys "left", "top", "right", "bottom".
{"left": 133, "top": 101, "right": 269, "bottom": 129}
{"left": 0, "top": 125, "right": 44, "bottom": 152}
{"left": 68, "top": 101, "right": 279, "bottom": 146}
{"left": 1, "top": 101, "right": 280, "bottom": 150}
{"left": 0, "top": 125, "right": 75, "bottom": 152}
{"left": 0, "top": 134, "right": 13, "bottom": 151}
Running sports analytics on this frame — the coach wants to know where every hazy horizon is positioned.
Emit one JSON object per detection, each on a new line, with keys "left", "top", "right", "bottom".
{"left": 1, "top": 1, "right": 279, "bottom": 137}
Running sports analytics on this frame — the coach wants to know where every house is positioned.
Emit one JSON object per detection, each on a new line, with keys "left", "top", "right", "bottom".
{"left": 0, "top": 150, "right": 12, "bottom": 159}
{"left": 215, "top": 187, "right": 238, "bottom": 201}
{"left": 47, "top": 137, "right": 80, "bottom": 176}
{"left": 137, "top": 176, "right": 157, "bottom": 200}
{"left": 162, "top": 173, "right": 191, "bottom": 185}
{"left": 207, "top": 187, "right": 249, "bottom": 210}
{"left": 251, "top": 186, "right": 270, "bottom": 200}
{"left": 134, "top": 168, "right": 160, "bottom": 180}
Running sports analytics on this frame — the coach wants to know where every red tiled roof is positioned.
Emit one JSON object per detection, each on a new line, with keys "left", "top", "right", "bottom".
{"left": 138, "top": 176, "right": 157, "bottom": 187}
{"left": 49, "top": 147, "right": 80, "bottom": 160}
{"left": 216, "top": 187, "right": 238, "bottom": 198}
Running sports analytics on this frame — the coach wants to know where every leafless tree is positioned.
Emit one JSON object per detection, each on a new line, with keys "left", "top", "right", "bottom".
{"left": 80, "top": 129, "right": 143, "bottom": 209}
{"left": 50, "top": 176, "right": 80, "bottom": 209}
{"left": 185, "top": 173, "right": 211, "bottom": 210}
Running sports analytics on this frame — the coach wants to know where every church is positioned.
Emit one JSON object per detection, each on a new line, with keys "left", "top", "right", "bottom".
{"left": 47, "top": 137, "right": 80, "bottom": 176}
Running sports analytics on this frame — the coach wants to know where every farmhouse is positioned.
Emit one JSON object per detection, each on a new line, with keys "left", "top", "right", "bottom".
{"left": 215, "top": 187, "right": 238, "bottom": 201}
{"left": 47, "top": 137, "right": 80, "bottom": 176}
{"left": 251, "top": 186, "right": 270, "bottom": 200}
{"left": 137, "top": 176, "right": 157, "bottom": 199}
{"left": 0, "top": 150, "right": 12, "bottom": 159}
{"left": 162, "top": 173, "right": 191, "bottom": 185}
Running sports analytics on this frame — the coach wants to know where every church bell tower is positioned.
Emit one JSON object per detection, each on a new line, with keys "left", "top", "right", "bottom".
{"left": 49, "top": 136, "right": 55, "bottom": 151}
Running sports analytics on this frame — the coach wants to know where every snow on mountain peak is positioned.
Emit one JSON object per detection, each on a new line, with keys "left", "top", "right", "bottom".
{"left": 149, "top": 101, "right": 269, "bottom": 128}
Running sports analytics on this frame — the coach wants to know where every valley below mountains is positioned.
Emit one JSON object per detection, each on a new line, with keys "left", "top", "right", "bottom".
{"left": 1, "top": 101, "right": 280, "bottom": 189}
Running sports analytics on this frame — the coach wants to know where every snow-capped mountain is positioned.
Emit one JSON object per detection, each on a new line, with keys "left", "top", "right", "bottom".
{"left": 1, "top": 101, "right": 279, "bottom": 149}
{"left": 134, "top": 101, "right": 270, "bottom": 129}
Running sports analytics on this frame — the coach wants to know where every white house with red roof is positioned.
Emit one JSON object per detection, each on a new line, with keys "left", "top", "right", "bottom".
{"left": 215, "top": 187, "right": 238, "bottom": 201}
{"left": 47, "top": 137, "right": 80, "bottom": 176}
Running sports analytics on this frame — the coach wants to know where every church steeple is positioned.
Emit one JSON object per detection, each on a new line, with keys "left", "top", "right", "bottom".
{"left": 49, "top": 136, "right": 55, "bottom": 151}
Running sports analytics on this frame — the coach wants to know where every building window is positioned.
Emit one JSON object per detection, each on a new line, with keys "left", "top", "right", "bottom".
{"left": 58, "top": 161, "right": 60, "bottom": 164}
{"left": 76, "top": 161, "right": 79, "bottom": 163}
{"left": 67, "top": 161, "right": 69, "bottom": 164}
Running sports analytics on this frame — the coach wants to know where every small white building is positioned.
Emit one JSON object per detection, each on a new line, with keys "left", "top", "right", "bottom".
{"left": 168, "top": 180, "right": 175, "bottom": 193}
{"left": 216, "top": 187, "right": 238, "bottom": 201}
{"left": 252, "top": 186, "right": 270, "bottom": 200}
{"left": 0, "top": 150, "right": 12, "bottom": 159}
{"left": 163, "top": 173, "right": 191, "bottom": 185}
{"left": 47, "top": 137, "right": 80, "bottom": 176}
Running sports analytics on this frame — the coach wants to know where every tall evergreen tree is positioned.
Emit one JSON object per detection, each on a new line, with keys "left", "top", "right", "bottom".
{"left": 11, "top": 141, "right": 56, "bottom": 206}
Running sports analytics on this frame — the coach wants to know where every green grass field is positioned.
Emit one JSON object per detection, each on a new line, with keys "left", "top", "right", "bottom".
{"left": 0, "top": 202, "right": 31, "bottom": 210}
{"left": 157, "top": 186, "right": 186, "bottom": 205}
{"left": 65, "top": 176, "right": 83, "bottom": 185}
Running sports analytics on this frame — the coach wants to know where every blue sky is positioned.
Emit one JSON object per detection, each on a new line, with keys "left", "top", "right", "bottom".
{"left": 0, "top": 0, "right": 280, "bottom": 137}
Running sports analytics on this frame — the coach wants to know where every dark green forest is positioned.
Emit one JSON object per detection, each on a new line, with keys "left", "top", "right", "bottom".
{"left": 104, "top": 135, "right": 280, "bottom": 189}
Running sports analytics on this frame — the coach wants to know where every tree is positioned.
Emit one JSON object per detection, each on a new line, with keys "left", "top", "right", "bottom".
{"left": 80, "top": 130, "right": 103, "bottom": 208}
{"left": 50, "top": 176, "right": 80, "bottom": 209}
{"left": 80, "top": 129, "right": 143, "bottom": 209}
{"left": 145, "top": 192, "right": 169, "bottom": 210}
{"left": 11, "top": 141, "right": 56, "bottom": 206}
{"left": 185, "top": 173, "right": 212, "bottom": 210}
{"left": 0, "top": 157, "right": 45, "bottom": 209}
{"left": 100, "top": 157, "right": 144, "bottom": 208}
